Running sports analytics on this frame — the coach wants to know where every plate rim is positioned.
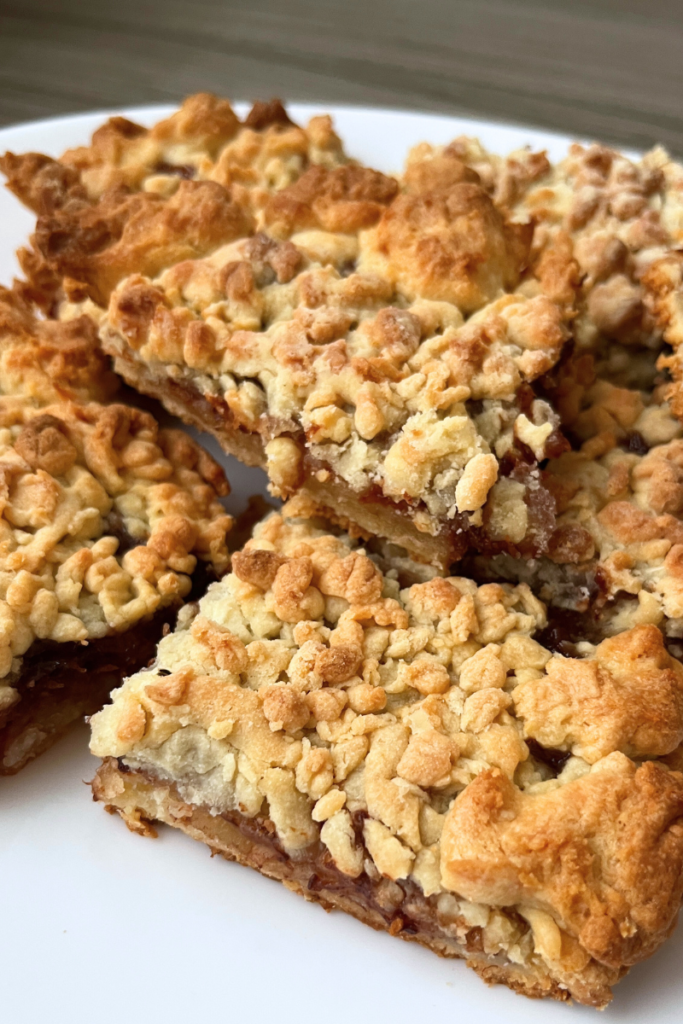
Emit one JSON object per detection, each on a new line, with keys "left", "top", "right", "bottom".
{"left": 0, "top": 100, "right": 605, "bottom": 156}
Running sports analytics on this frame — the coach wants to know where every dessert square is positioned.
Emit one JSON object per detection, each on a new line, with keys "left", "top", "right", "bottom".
{"left": 2, "top": 94, "right": 582, "bottom": 569}
{"left": 0, "top": 394, "right": 231, "bottom": 772}
{"left": 99, "top": 232, "right": 572, "bottom": 568}
{"left": 0, "top": 94, "right": 347, "bottom": 310}
{"left": 90, "top": 512, "right": 683, "bottom": 1008}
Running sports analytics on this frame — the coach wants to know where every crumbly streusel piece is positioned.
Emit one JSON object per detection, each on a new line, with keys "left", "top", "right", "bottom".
{"left": 470, "top": 395, "right": 683, "bottom": 645}
{"left": 93, "top": 174, "right": 575, "bottom": 568}
{"left": 0, "top": 94, "right": 347, "bottom": 309}
{"left": 409, "top": 137, "right": 683, "bottom": 354}
{"left": 542, "top": 341, "right": 675, "bottom": 449}
{"left": 550, "top": 438, "right": 683, "bottom": 632}
{"left": 4, "top": 99, "right": 584, "bottom": 567}
{"left": 641, "top": 252, "right": 683, "bottom": 424}
{"left": 513, "top": 143, "right": 683, "bottom": 351}
{"left": 0, "top": 284, "right": 117, "bottom": 404}
{"left": 0, "top": 395, "right": 231, "bottom": 773}
{"left": 89, "top": 513, "right": 683, "bottom": 1007}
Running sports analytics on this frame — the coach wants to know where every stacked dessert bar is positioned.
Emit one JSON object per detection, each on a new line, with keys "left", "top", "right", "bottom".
{"left": 4, "top": 93, "right": 683, "bottom": 1007}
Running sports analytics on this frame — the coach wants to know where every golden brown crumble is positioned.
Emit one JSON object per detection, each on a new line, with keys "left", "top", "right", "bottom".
{"left": 643, "top": 253, "right": 683, "bottom": 420}
{"left": 0, "top": 285, "right": 117, "bottom": 404}
{"left": 0, "top": 395, "right": 231, "bottom": 706}
{"left": 357, "top": 181, "right": 533, "bottom": 314}
{"left": 0, "top": 94, "right": 348, "bottom": 309}
{"left": 541, "top": 429, "right": 683, "bottom": 628}
{"left": 429, "top": 137, "right": 683, "bottom": 352}
{"left": 90, "top": 513, "right": 683, "bottom": 1006}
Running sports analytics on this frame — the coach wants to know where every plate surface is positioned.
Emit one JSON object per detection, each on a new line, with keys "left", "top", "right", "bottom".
{"left": 0, "top": 105, "right": 679, "bottom": 1024}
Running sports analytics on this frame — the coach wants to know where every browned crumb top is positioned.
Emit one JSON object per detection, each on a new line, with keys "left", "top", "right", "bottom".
{"left": 431, "top": 136, "right": 683, "bottom": 350}
{"left": 0, "top": 284, "right": 117, "bottom": 405}
{"left": 0, "top": 395, "right": 231, "bottom": 719}
{"left": 397, "top": 137, "right": 683, "bottom": 639}
{"left": 90, "top": 513, "right": 683, "bottom": 997}
{"left": 0, "top": 94, "right": 348, "bottom": 308}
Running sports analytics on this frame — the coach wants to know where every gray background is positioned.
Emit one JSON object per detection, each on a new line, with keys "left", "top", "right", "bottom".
{"left": 1, "top": 0, "right": 682, "bottom": 152}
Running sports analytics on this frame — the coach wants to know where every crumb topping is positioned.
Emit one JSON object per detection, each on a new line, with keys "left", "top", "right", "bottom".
{"left": 644, "top": 253, "right": 683, "bottom": 422}
{"left": 512, "top": 624, "right": 683, "bottom": 761}
{"left": 100, "top": 233, "right": 568, "bottom": 525}
{"left": 1, "top": 94, "right": 346, "bottom": 212}
{"left": 417, "top": 138, "right": 683, "bottom": 353}
{"left": 544, "top": 430, "right": 683, "bottom": 629}
{"left": 357, "top": 182, "right": 532, "bottom": 314}
{"left": 0, "top": 396, "right": 231, "bottom": 693}
{"left": 0, "top": 285, "right": 117, "bottom": 404}
{"left": 90, "top": 514, "right": 683, "bottom": 987}
{"left": 0, "top": 94, "right": 348, "bottom": 309}
{"left": 65, "top": 95, "right": 345, "bottom": 207}
{"left": 440, "top": 753, "right": 683, "bottom": 970}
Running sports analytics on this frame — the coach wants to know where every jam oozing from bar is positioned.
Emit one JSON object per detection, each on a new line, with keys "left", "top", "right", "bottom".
{"left": 525, "top": 739, "right": 572, "bottom": 775}
{"left": 0, "top": 605, "right": 183, "bottom": 774}
{"left": 103, "top": 509, "right": 140, "bottom": 556}
{"left": 534, "top": 606, "right": 605, "bottom": 657}
{"left": 114, "top": 761, "right": 531, "bottom": 964}
{"left": 625, "top": 431, "right": 650, "bottom": 455}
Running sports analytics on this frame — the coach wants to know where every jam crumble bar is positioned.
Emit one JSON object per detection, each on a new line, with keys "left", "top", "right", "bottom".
{"left": 90, "top": 514, "right": 683, "bottom": 1008}
{"left": 99, "top": 229, "right": 571, "bottom": 568}
{"left": 2, "top": 95, "right": 580, "bottom": 569}
{"left": 0, "top": 395, "right": 231, "bottom": 773}
{"left": 0, "top": 94, "right": 347, "bottom": 310}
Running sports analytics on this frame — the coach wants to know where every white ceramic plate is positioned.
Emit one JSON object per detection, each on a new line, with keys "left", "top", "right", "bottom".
{"left": 0, "top": 106, "right": 678, "bottom": 1024}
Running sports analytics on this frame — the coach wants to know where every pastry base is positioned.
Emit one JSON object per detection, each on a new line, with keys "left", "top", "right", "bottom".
{"left": 92, "top": 758, "right": 618, "bottom": 1008}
